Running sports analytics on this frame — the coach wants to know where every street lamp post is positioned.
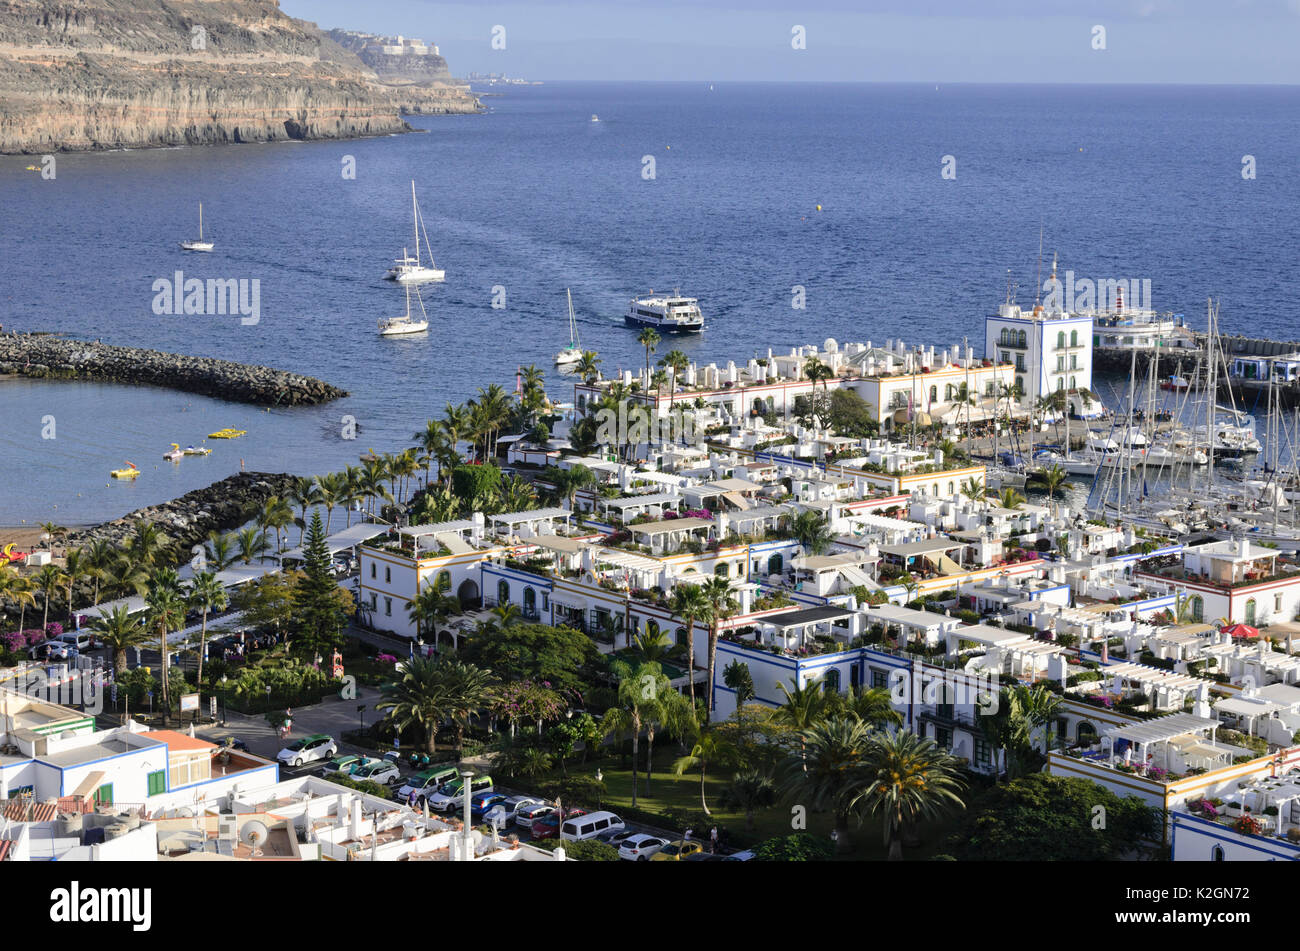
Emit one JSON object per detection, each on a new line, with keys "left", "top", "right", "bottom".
{"left": 461, "top": 769, "right": 474, "bottom": 861}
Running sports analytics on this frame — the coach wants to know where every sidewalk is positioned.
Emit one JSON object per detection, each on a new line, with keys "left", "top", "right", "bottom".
{"left": 195, "top": 685, "right": 388, "bottom": 760}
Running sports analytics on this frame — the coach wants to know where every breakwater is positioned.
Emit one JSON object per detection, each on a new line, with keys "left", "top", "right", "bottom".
{"left": 0, "top": 333, "right": 346, "bottom": 406}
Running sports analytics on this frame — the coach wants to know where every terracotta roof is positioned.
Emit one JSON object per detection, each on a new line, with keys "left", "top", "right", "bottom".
{"left": 145, "top": 730, "right": 218, "bottom": 753}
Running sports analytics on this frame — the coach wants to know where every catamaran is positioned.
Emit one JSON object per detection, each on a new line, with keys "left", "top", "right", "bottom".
{"left": 384, "top": 181, "right": 444, "bottom": 283}
{"left": 555, "top": 289, "right": 582, "bottom": 366}
{"left": 180, "top": 202, "right": 213, "bottom": 252}
{"left": 379, "top": 281, "right": 430, "bottom": 336}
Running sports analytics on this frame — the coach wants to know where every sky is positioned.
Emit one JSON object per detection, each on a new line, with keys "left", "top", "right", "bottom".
{"left": 282, "top": 0, "right": 1300, "bottom": 83}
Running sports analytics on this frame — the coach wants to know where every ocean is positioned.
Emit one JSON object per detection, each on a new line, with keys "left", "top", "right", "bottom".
{"left": 2, "top": 81, "right": 1299, "bottom": 526}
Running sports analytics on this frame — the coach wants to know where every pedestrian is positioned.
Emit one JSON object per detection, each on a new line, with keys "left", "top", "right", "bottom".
{"left": 684, "top": 827, "right": 692, "bottom": 842}
{"left": 710, "top": 826, "right": 718, "bottom": 853}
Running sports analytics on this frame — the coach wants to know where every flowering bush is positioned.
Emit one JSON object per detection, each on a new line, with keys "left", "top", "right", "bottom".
{"left": 2, "top": 629, "right": 48, "bottom": 651}
{"left": 682, "top": 509, "right": 713, "bottom": 520}
{"left": 1234, "top": 814, "right": 1263, "bottom": 836}
{"left": 376, "top": 653, "right": 398, "bottom": 664}
{"left": 45, "top": 622, "right": 63, "bottom": 639}
{"left": 1194, "top": 799, "right": 1219, "bottom": 817}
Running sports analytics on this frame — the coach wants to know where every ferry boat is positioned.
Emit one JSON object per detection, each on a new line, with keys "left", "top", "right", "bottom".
{"left": 624, "top": 292, "right": 704, "bottom": 333}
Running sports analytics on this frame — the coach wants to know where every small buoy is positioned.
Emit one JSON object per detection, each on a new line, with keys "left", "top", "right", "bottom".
{"left": 665, "top": 145, "right": 670, "bottom": 149}
{"left": 816, "top": 204, "right": 822, "bottom": 211}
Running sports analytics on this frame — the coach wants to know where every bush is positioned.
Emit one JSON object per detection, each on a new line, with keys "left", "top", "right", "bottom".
{"left": 752, "top": 833, "right": 833, "bottom": 861}
{"left": 561, "top": 839, "right": 619, "bottom": 861}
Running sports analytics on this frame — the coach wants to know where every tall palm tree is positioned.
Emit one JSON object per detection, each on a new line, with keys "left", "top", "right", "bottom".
{"left": 83, "top": 538, "right": 115, "bottom": 608}
{"left": 644, "top": 686, "right": 695, "bottom": 793}
{"left": 832, "top": 684, "right": 903, "bottom": 730}
{"left": 552, "top": 464, "right": 596, "bottom": 512}
{"left": 40, "top": 521, "right": 67, "bottom": 554}
{"left": 436, "top": 659, "right": 496, "bottom": 751}
{"left": 35, "top": 563, "right": 67, "bottom": 632}
{"left": 658, "top": 348, "right": 690, "bottom": 383}
{"left": 6, "top": 573, "right": 37, "bottom": 635}
{"left": 1036, "top": 463, "right": 1069, "bottom": 502}
{"left": 700, "top": 576, "right": 738, "bottom": 715}
{"left": 777, "top": 677, "right": 833, "bottom": 769}
{"left": 777, "top": 716, "right": 873, "bottom": 854}
{"left": 804, "top": 355, "right": 833, "bottom": 392}
{"left": 91, "top": 604, "right": 150, "bottom": 676}
{"left": 187, "top": 571, "right": 228, "bottom": 700}
{"left": 259, "top": 495, "right": 294, "bottom": 559}
{"left": 672, "top": 728, "right": 729, "bottom": 815}
{"left": 145, "top": 570, "right": 187, "bottom": 727}
{"left": 600, "top": 658, "right": 661, "bottom": 808}
{"left": 376, "top": 655, "right": 457, "bottom": 754}
{"left": 124, "top": 520, "right": 169, "bottom": 572}
{"left": 636, "top": 327, "right": 661, "bottom": 382}
{"left": 316, "top": 472, "right": 343, "bottom": 534}
{"left": 854, "top": 730, "right": 966, "bottom": 860}
{"left": 288, "top": 476, "right": 321, "bottom": 544}
{"left": 442, "top": 402, "right": 474, "bottom": 459}
{"left": 669, "top": 583, "right": 709, "bottom": 707}
{"left": 62, "top": 547, "right": 85, "bottom": 623}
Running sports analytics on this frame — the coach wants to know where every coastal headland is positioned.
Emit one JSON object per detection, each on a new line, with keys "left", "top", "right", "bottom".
{"left": 0, "top": 333, "right": 347, "bottom": 406}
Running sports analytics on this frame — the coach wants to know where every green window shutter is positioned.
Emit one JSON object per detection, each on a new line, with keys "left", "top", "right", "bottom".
{"left": 147, "top": 770, "right": 167, "bottom": 796}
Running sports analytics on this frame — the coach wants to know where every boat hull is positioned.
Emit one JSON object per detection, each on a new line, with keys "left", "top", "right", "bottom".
{"left": 623, "top": 314, "right": 702, "bottom": 333}
{"left": 180, "top": 242, "right": 214, "bottom": 252}
{"left": 385, "top": 267, "right": 444, "bottom": 283}
{"left": 378, "top": 320, "right": 429, "bottom": 336}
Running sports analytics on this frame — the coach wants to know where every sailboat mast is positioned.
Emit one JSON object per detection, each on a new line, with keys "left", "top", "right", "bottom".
{"left": 411, "top": 182, "right": 420, "bottom": 267}
{"left": 198, "top": 202, "right": 203, "bottom": 241}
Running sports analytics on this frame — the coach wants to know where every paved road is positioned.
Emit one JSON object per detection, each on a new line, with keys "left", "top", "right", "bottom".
{"left": 195, "top": 684, "right": 388, "bottom": 761}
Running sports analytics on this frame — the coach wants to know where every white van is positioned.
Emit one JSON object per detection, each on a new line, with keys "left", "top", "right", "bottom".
{"left": 560, "top": 810, "right": 625, "bottom": 842}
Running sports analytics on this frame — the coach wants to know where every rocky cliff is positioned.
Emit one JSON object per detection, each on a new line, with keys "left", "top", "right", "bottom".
{"left": 0, "top": 0, "right": 481, "bottom": 154}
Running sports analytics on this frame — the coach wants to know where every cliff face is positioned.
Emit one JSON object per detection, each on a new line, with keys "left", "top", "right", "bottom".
{"left": 0, "top": 0, "right": 481, "bottom": 154}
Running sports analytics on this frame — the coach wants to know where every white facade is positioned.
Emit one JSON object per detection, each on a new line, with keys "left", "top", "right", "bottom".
{"left": 984, "top": 302, "right": 1093, "bottom": 408}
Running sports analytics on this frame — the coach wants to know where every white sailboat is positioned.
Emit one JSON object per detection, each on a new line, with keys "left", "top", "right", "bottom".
{"left": 555, "top": 289, "right": 582, "bottom": 366}
{"left": 378, "top": 281, "right": 429, "bottom": 336}
{"left": 384, "top": 181, "right": 444, "bottom": 283}
{"left": 180, "top": 202, "right": 213, "bottom": 252}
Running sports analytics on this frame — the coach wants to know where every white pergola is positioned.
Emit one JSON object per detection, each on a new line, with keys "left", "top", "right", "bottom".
{"left": 1238, "top": 776, "right": 1300, "bottom": 835}
{"left": 1102, "top": 663, "right": 1207, "bottom": 712}
{"left": 281, "top": 522, "right": 386, "bottom": 561}
{"left": 488, "top": 506, "right": 572, "bottom": 540}
{"left": 1102, "top": 713, "right": 1222, "bottom": 770}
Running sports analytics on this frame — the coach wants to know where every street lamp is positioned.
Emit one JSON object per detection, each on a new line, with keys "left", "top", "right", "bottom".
{"left": 220, "top": 675, "right": 228, "bottom": 726}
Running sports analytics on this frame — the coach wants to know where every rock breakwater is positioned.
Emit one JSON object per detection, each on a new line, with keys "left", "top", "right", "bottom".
{"left": 0, "top": 333, "right": 347, "bottom": 406}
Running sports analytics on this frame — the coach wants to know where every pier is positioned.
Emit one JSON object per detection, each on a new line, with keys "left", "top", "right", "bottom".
{"left": 0, "top": 332, "right": 348, "bottom": 407}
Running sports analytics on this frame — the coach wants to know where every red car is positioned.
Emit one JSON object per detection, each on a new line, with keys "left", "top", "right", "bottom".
{"left": 531, "top": 808, "right": 586, "bottom": 840}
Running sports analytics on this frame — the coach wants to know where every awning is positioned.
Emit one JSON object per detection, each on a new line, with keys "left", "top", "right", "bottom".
{"left": 71, "top": 770, "right": 107, "bottom": 801}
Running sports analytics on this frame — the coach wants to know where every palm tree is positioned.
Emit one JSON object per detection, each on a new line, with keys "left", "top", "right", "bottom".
{"left": 575, "top": 350, "right": 602, "bottom": 384}
{"left": 600, "top": 658, "right": 661, "bottom": 807}
{"left": 632, "top": 623, "right": 672, "bottom": 663}
{"left": 62, "top": 547, "right": 85, "bottom": 623}
{"left": 487, "top": 602, "right": 523, "bottom": 631}
{"left": 960, "top": 476, "right": 985, "bottom": 505}
{"left": 260, "top": 495, "right": 294, "bottom": 560}
{"left": 35, "top": 563, "right": 67, "bottom": 632}
{"left": 187, "top": 571, "right": 228, "bottom": 699}
{"left": 1036, "top": 463, "right": 1069, "bottom": 502}
{"left": 636, "top": 327, "right": 661, "bottom": 382}
{"left": 721, "top": 769, "right": 777, "bottom": 834}
{"left": 145, "top": 570, "right": 187, "bottom": 726}
{"left": 442, "top": 402, "right": 474, "bottom": 459}
{"left": 855, "top": 730, "right": 966, "bottom": 860}
{"left": 376, "top": 655, "right": 456, "bottom": 754}
{"left": 672, "top": 728, "right": 729, "bottom": 815}
{"left": 996, "top": 487, "right": 1026, "bottom": 510}
{"left": 124, "top": 520, "right": 169, "bottom": 572}
{"left": 83, "top": 538, "right": 115, "bottom": 608}
{"left": 669, "top": 583, "right": 708, "bottom": 707}
{"left": 700, "top": 576, "right": 738, "bottom": 715}
{"left": 804, "top": 355, "right": 833, "bottom": 392}
{"left": 40, "top": 521, "right": 67, "bottom": 554}
{"left": 791, "top": 508, "right": 835, "bottom": 555}
{"left": 91, "top": 605, "right": 149, "bottom": 676}
{"left": 435, "top": 659, "right": 495, "bottom": 751}
{"left": 234, "top": 527, "right": 268, "bottom": 565}
{"left": 204, "top": 532, "right": 237, "bottom": 573}
{"left": 407, "top": 583, "right": 455, "bottom": 645}
{"left": 288, "top": 476, "right": 320, "bottom": 544}
{"left": 776, "top": 677, "right": 833, "bottom": 768}
{"left": 316, "top": 472, "right": 343, "bottom": 534}
{"left": 658, "top": 348, "right": 690, "bottom": 384}
{"left": 552, "top": 464, "right": 596, "bottom": 512}
{"left": 644, "top": 686, "right": 695, "bottom": 793}
{"left": 6, "top": 573, "right": 36, "bottom": 635}
{"left": 777, "top": 716, "right": 872, "bottom": 853}
{"left": 832, "top": 685, "right": 903, "bottom": 729}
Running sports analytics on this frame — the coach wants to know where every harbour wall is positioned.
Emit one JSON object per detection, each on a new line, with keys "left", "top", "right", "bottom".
{"left": 0, "top": 333, "right": 347, "bottom": 406}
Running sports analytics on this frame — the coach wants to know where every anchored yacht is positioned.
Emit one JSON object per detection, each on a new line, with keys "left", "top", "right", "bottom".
{"left": 379, "top": 282, "right": 430, "bottom": 336}
{"left": 624, "top": 292, "right": 704, "bottom": 333}
{"left": 384, "top": 181, "right": 445, "bottom": 283}
{"left": 180, "top": 202, "right": 213, "bottom": 252}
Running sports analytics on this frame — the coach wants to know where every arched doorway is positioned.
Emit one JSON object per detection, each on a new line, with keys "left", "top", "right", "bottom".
{"left": 1076, "top": 721, "right": 1097, "bottom": 745}
{"left": 497, "top": 579, "right": 510, "bottom": 606}
{"left": 1245, "top": 599, "right": 1257, "bottom": 626}
{"left": 767, "top": 553, "right": 784, "bottom": 576}
{"left": 456, "top": 578, "right": 480, "bottom": 610}
{"left": 523, "top": 586, "right": 537, "bottom": 619}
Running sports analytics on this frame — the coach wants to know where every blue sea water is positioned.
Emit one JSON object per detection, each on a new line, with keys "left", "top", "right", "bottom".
{"left": 2, "top": 81, "right": 1299, "bottom": 525}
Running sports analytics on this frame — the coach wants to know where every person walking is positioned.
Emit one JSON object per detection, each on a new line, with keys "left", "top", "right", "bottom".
{"left": 710, "top": 826, "right": 718, "bottom": 853}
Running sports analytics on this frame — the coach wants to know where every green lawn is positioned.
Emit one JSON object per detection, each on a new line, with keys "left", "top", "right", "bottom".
{"left": 549, "top": 747, "right": 957, "bottom": 860}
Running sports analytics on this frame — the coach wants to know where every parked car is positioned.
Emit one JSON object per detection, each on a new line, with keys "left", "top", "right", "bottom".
{"left": 28, "top": 639, "right": 68, "bottom": 660}
{"left": 351, "top": 760, "right": 401, "bottom": 785}
{"left": 531, "top": 808, "right": 586, "bottom": 840}
{"left": 57, "top": 632, "right": 95, "bottom": 653}
{"left": 483, "top": 797, "right": 546, "bottom": 830}
{"left": 470, "top": 792, "right": 510, "bottom": 819}
{"left": 426, "top": 775, "right": 494, "bottom": 812}
{"left": 560, "top": 810, "right": 625, "bottom": 843}
{"left": 597, "top": 828, "right": 638, "bottom": 847}
{"left": 682, "top": 851, "right": 726, "bottom": 861}
{"left": 651, "top": 839, "right": 706, "bottom": 861}
{"left": 277, "top": 734, "right": 337, "bottom": 767}
{"left": 397, "top": 767, "right": 458, "bottom": 803}
{"left": 722, "top": 850, "right": 756, "bottom": 862}
{"left": 514, "top": 802, "right": 556, "bottom": 832}
{"left": 317, "top": 754, "right": 366, "bottom": 777}
{"left": 618, "top": 833, "right": 668, "bottom": 861}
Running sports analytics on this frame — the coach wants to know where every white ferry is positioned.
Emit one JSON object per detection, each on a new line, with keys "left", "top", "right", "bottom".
{"left": 624, "top": 292, "right": 704, "bottom": 333}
